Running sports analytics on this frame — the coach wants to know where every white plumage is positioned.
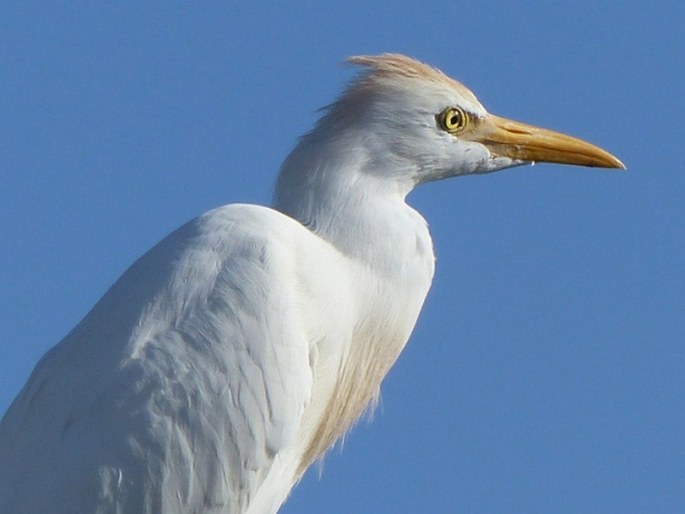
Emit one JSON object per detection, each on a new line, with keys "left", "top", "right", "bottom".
{"left": 0, "top": 54, "right": 622, "bottom": 513}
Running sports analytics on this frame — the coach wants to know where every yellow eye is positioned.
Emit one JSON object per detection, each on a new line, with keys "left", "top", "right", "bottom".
{"left": 438, "top": 107, "right": 468, "bottom": 133}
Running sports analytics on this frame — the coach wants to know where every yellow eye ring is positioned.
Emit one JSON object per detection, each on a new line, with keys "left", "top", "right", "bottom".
{"left": 438, "top": 107, "right": 468, "bottom": 133}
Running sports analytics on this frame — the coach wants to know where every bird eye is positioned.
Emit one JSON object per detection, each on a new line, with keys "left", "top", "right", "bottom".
{"left": 438, "top": 107, "right": 468, "bottom": 133}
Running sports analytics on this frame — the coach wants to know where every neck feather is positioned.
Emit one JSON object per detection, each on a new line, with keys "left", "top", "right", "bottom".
{"left": 272, "top": 130, "right": 432, "bottom": 274}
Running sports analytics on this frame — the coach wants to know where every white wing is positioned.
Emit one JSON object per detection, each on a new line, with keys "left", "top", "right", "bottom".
{"left": 0, "top": 204, "right": 337, "bottom": 514}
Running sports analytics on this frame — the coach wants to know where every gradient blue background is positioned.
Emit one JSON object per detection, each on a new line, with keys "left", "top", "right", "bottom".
{"left": 2, "top": 2, "right": 683, "bottom": 512}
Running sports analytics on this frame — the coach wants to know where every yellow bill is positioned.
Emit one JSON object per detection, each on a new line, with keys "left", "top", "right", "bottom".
{"left": 469, "top": 114, "right": 625, "bottom": 169}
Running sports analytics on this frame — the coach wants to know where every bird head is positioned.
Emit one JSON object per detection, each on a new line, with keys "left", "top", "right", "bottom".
{"left": 274, "top": 54, "right": 624, "bottom": 224}
{"left": 323, "top": 54, "right": 624, "bottom": 187}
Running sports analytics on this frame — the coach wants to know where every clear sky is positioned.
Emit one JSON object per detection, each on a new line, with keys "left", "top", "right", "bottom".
{"left": 1, "top": 2, "right": 683, "bottom": 513}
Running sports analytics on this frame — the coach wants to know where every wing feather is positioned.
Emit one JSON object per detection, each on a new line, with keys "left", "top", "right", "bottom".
{"left": 0, "top": 204, "right": 320, "bottom": 514}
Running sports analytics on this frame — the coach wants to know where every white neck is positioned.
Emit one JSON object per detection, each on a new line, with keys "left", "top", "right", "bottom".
{"left": 272, "top": 127, "right": 434, "bottom": 277}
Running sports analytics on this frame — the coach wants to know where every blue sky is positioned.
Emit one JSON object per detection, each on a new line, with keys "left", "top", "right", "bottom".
{"left": 1, "top": 2, "right": 683, "bottom": 513}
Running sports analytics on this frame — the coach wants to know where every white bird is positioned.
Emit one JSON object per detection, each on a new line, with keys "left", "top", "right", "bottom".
{"left": 0, "top": 54, "right": 623, "bottom": 514}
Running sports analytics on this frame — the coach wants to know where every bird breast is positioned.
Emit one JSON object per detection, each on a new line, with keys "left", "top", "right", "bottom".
{"left": 293, "top": 209, "right": 435, "bottom": 473}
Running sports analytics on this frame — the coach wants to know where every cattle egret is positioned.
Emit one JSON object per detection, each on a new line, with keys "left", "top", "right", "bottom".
{"left": 0, "top": 54, "right": 624, "bottom": 514}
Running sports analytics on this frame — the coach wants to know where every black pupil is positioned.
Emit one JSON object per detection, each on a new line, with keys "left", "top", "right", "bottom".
{"left": 449, "top": 112, "right": 460, "bottom": 126}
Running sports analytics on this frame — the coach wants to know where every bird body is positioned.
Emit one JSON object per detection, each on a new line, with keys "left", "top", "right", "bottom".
{"left": 0, "top": 202, "right": 432, "bottom": 513}
{"left": 0, "top": 54, "right": 622, "bottom": 513}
